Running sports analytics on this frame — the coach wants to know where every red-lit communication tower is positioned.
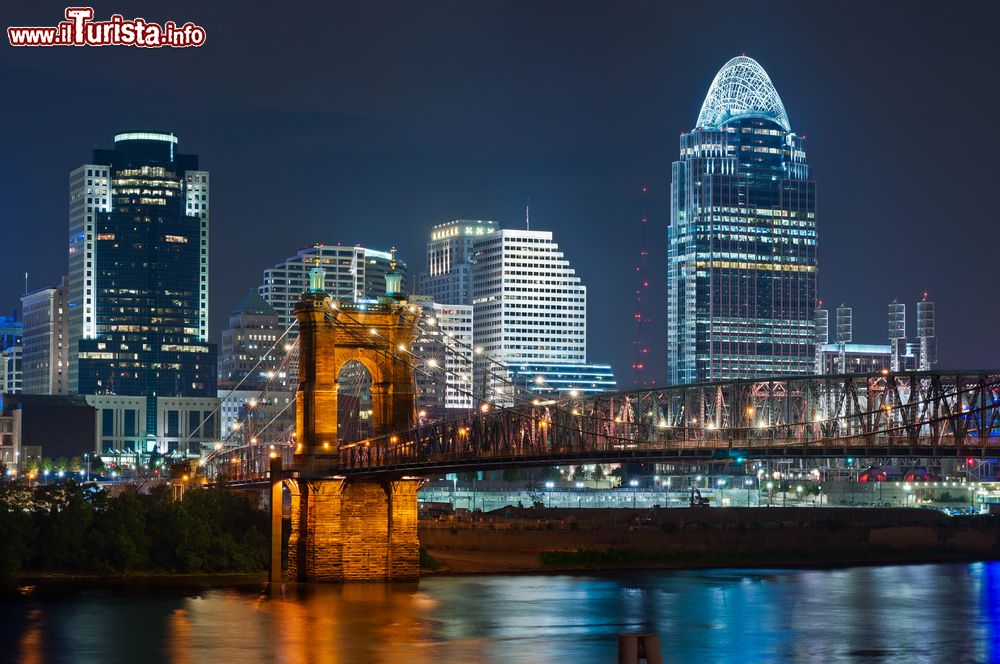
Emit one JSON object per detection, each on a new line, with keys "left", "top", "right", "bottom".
{"left": 631, "top": 185, "right": 653, "bottom": 386}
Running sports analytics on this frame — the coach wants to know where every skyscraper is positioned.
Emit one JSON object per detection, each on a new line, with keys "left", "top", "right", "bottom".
{"left": 218, "top": 289, "right": 283, "bottom": 389}
{"left": 668, "top": 56, "right": 817, "bottom": 383}
{"left": 69, "top": 132, "right": 216, "bottom": 436}
{"left": 471, "top": 228, "right": 590, "bottom": 402}
{"left": 260, "top": 244, "right": 404, "bottom": 334}
{"left": 20, "top": 276, "right": 69, "bottom": 395}
{"left": 419, "top": 219, "right": 496, "bottom": 305}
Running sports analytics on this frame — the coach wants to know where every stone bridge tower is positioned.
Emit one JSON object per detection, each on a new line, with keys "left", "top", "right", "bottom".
{"left": 287, "top": 264, "right": 424, "bottom": 582}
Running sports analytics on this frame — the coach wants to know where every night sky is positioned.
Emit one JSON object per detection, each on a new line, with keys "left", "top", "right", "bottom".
{"left": 2, "top": 1, "right": 997, "bottom": 385}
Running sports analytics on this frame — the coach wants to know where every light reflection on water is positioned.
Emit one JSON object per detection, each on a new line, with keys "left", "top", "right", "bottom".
{"left": 3, "top": 562, "right": 999, "bottom": 663}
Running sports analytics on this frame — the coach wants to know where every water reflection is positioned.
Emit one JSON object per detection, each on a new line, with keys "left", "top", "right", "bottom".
{"left": 3, "top": 563, "right": 999, "bottom": 663}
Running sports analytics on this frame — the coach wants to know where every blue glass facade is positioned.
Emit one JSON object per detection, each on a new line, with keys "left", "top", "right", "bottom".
{"left": 668, "top": 58, "right": 817, "bottom": 384}
{"left": 74, "top": 134, "right": 215, "bottom": 435}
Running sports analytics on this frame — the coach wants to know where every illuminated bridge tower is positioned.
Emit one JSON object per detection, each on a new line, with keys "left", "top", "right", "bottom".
{"left": 668, "top": 56, "right": 817, "bottom": 383}
{"left": 287, "top": 264, "right": 423, "bottom": 582}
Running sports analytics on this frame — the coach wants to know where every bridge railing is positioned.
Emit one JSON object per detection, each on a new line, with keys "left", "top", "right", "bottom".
{"left": 202, "top": 442, "right": 293, "bottom": 484}
{"left": 338, "top": 370, "right": 1000, "bottom": 473}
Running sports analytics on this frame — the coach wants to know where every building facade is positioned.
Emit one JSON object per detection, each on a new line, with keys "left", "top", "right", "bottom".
{"left": 20, "top": 276, "right": 69, "bottom": 395}
{"left": 409, "top": 296, "right": 474, "bottom": 414}
{"left": 218, "top": 289, "right": 285, "bottom": 389}
{"left": 472, "top": 229, "right": 589, "bottom": 402}
{"left": 260, "top": 244, "right": 404, "bottom": 334}
{"left": 507, "top": 362, "right": 617, "bottom": 397}
{"left": 668, "top": 56, "right": 817, "bottom": 384}
{"left": 68, "top": 132, "right": 215, "bottom": 435}
{"left": 419, "top": 219, "right": 495, "bottom": 305}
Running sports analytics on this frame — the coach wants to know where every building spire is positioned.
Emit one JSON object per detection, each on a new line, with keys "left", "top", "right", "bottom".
{"left": 525, "top": 197, "right": 530, "bottom": 230}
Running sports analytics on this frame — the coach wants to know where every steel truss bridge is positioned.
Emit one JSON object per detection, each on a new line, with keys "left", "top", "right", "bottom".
{"left": 204, "top": 370, "right": 1000, "bottom": 482}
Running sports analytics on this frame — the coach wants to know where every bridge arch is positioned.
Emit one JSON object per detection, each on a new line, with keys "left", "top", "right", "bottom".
{"left": 293, "top": 286, "right": 421, "bottom": 462}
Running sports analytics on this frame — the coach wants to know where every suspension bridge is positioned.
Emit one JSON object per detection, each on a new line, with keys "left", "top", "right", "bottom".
{"left": 188, "top": 267, "right": 999, "bottom": 582}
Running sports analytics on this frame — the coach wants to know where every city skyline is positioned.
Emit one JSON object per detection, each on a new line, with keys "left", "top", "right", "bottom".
{"left": 2, "top": 2, "right": 998, "bottom": 385}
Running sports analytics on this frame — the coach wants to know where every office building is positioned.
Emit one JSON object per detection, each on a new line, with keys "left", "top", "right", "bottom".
{"left": 218, "top": 289, "right": 285, "bottom": 389}
{"left": 471, "top": 228, "right": 589, "bottom": 402}
{"left": 409, "top": 295, "right": 474, "bottom": 414}
{"left": 668, "top": 56, "right": 817, "bottom": 383}
{"left": 419, "top": 219, "right": 496, "bottom": 305}
{"left": 508, "top": 362, "right": 617, "bottom": 397}
{"left": 260, "top": 244, "right": 404, "bottom": 333}
{"left": 68, "top": 132, "right": 216, "bottom": 435}
{"left": 20, "top": 276, "right": 69, "bottom": 395}
{"left": 1, "top": 346, "right": 22, "bottom": 394}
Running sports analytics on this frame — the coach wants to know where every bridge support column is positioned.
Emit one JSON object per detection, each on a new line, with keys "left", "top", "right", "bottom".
{"left": 288, "top": 476, "right": 421, "bottom": 582}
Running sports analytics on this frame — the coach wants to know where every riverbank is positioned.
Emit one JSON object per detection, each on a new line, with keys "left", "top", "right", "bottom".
{"left": 419, "top": 506, "right": 1000, "bottom": 574}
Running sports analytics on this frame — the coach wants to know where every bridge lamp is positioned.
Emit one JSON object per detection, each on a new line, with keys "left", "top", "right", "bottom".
{"left": 250, "top": 437, "right": 258, "bottom": 444}
{"left": 658, "top": 420, "right": 668, "bottom": 428}
{"left": 534, "top": 375, "right": 545, "bottom": 385}
{"left": 418, "top": 410, "right": 427, "bottom": 418}
{"left": 398, "top": 344, "right": 407, "bottom": 352}
{"left": 248, "top": 399, "right": 257, "bottom": 408}
{"left": 323, "top": 442, "right": 330, "bottom": 450}
{"left": 284, "top": 343, "right": 293, "bottom": 352}
{"left": 369, "top": 328, "right": 378, "bottom": 336}
{"left": 538, "top": 421, "right": 548, "bottom": 429}
{"left": 266, "top": 371, "right": 276, "bottom": 380}
{"left": 796, "top": 485, "right": 803, "bottom": 494}
{"left": 427, "top": 317, "right": 437, "bottom": 326}
{"left": 427, "top": 359, "right": 438, "bottom": 368}
{"left": 756, "top": 421, "right": 766, "bottom": 429}
{"left": 545, "top": 481, "right": 554, "bottom": 489}
{"left": 480, "top": 403, "right": 490, "bottom": 413}
{"left": 390, "top": 435, "right": 399, "bottom": 443}
{"left": 569, "top": 389, "right": 580, "bottom": 398}
{"left": 707, "top": 423, "right": 717, "bottom": 431}
{"left": 746, "top": 406, "right": 755, "bottom": 416}
{"left": 230, "top": 458, "right": 239, "bottom": 464}
{"left": 766, "top": 482, "right": 773, "bottom": 490}
{"left": 474, "top": 347, "right": 484, "bottom": 355}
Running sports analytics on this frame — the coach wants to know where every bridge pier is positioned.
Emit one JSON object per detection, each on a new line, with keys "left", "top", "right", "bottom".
{"left": 288, "top": 476, "right": 421, "bottom": 582}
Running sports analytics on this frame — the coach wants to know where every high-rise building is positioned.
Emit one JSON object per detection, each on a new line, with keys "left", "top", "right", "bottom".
{"left": 1, "top": 347, "right": 21, "bottom": 394}
{"left": 218, "top": 289, "right": 284, "bottom": 389}
{"left": 419, "top": 219, "right": 496, "bottom": 305}
{"left": 917, "top": 294, "right": 936, "bottom": 370}
{"left": 668, "top": 56, "right": 817, "bottom": 383}
{"left": 888, "top": 300, "right": 906, "bottom": 372}
{"left": 0, "top": 315, "right": 23, "bottom": 394}
{"left": 68, "top": 132, "right": 216, "bottom": 435}
{"left": 471, "top": 228, "right": 589, "bottom": 402}
{"left": 20, "top": 276, "right": 69, "bottom": 395}
{"left": 260, "top": 244, "right": 404, "bottom": 334}
{"left": 409, "top": 296, "right": 474, "bottom": 414}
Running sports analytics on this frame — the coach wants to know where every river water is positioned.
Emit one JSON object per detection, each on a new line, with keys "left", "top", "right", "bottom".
{"left": 3, "top": 562, "right": 999, "bottom": 663}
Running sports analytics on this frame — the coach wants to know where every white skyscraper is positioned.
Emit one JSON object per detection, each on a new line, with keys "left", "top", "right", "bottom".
{"left": 472, "top": 229, "right": 587, "bottom": 401}
{"left": 409, "top": 296, "right": 474, "bottom": 413}
{"left": 20, "top": 276, "right": 69, "bottom": 395}
{"left": 260, "top": 244, "right": 404, "bottom": 334}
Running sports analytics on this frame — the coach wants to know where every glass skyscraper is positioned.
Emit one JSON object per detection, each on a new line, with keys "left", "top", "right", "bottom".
{"left": 668, "top": 56, "right": 817, "bottom": 384}
{"left": 69, "top": 132, "right": 216, "bottom": 435}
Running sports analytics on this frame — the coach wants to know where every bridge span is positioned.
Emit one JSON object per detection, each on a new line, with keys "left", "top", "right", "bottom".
{"left": 196, "top": 271, "right": 1000, "bottom": 582}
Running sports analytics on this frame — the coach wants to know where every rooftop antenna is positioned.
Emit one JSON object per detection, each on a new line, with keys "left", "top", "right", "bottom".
{"left": 525, "top": 197, "right": 530, "bottom": 230}
{"left": 24, "top": 272, "right": 28, "bottom": 296}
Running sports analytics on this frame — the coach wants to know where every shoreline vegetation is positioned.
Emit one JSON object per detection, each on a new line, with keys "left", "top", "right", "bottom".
{"left": 0, "top": 482, "right": 269, "bottom": 581}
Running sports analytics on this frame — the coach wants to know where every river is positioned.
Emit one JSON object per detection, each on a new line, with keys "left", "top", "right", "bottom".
{"left": 3, "top": 562, "right": 999, "bottom": 663}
